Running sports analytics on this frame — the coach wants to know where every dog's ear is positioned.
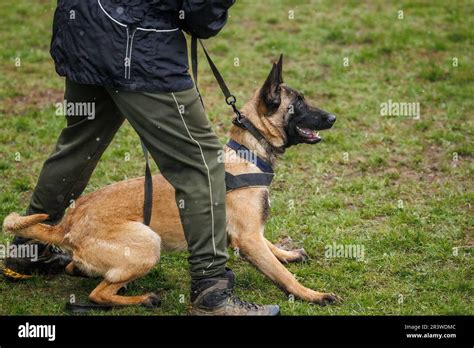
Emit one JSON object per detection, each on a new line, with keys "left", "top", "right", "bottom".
{"left": 258, "top": 54, "right": 284, "bottom": 116}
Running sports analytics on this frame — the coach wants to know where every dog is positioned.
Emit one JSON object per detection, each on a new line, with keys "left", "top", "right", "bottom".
{"left": 3, "top": 56, "right": 339, "bottom": 308}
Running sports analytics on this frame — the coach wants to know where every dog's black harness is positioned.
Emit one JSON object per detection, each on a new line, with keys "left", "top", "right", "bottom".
{"left": 226, "top": 139, "right": 273, "bottom": 173}
{"left": 225, "top": 139, "right": 274, "bottom": 192}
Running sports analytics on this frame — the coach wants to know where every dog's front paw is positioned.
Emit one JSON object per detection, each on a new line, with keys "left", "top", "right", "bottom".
{"left": 292, "top": 248, "right": 309, "bottom": 262}
{"left": 284, "top": 248, "right": 309, "bottom": 263}
{"left": 313, "top": 292, "right": 343, "bottom": 307}
{"left": 142, "top": 293, "right": 161, "bottom": 308}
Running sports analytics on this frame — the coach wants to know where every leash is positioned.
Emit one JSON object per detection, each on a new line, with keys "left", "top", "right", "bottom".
{"left": 65, "top": 302, "right": 113, "bottom": 314}
{"left": 191, "top": 36, "right": 267, "bottom": 144}
{"left": 141, "top": 138, "right": 153, "bottom": 226}
{"left": 191, "top": 36, "right": 275, "bottom": 192}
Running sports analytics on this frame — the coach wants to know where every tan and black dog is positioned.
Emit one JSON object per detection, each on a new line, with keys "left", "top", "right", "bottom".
{"left": 3, "top": 56, "right": 339, "bottom": 308}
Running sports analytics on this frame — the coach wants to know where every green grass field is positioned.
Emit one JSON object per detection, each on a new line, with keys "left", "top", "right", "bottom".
{"left": 0, "top": 0, "right": 472, "bottom": 315}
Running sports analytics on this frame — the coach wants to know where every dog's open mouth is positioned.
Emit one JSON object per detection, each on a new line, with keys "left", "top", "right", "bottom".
{"left": 296, "top": 126, "right": 322, "bottom": 143}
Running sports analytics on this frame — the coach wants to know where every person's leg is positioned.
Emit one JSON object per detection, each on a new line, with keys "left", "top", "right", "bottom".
{"left": 26, "top": 79, "right": 125, "bottom": 222}
{"left": 5, "top": 79, "right": 125, "bottom": 276}
{"left": 106, "top": 87, "right": 228, "bottom": 280}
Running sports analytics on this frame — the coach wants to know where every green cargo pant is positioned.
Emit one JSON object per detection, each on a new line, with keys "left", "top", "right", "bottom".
{"left": 25, "top": 79, "right": 229, "bottom": 280}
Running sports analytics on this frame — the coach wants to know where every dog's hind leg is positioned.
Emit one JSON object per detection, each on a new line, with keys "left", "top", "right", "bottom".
{"left": 80, "top": 221, "right": 162, "bottom": 307}
{"left": 89, "top": 279, "right": 161, "bottom": 307}
{"left": 264, "top": 239, "right": 308, "bottom": 264}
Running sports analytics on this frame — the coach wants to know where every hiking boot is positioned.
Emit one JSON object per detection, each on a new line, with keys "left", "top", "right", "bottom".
{"left": 189, "top": 269, "right": 280, "bottom": 316}
{"left": 2, "top": 239, "right": 71, "bottom": 280}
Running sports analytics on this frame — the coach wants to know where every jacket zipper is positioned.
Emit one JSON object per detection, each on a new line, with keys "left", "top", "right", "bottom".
{"left": 124, "top": 26, "right": 138, "bottom": 79}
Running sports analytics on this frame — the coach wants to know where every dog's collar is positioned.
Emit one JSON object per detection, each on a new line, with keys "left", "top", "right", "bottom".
{"left": 226, "top": 139, "right": 274, "bottom": 174}
{"left": 233, "top": 115, "right": 288, "bottom": 156}
{"left": 232, "top": 116, "right": 264, "bottom": 141}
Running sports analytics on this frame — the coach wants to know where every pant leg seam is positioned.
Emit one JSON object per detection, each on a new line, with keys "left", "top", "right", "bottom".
{"left": 171, "top": 92, "right": 217, "bottom": 274}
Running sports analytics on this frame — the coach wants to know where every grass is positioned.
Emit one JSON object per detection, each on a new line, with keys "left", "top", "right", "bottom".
{"left": 0, "top": 0, "right": 473, "bottom": 315}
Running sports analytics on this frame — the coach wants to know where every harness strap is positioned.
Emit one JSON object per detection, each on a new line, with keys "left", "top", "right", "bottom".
{"left": 226, "top": 139, "right": 273, "bottom": 174}
{"left": 225, "top": 138, "right": 275, "bottom": 192}
{"left": 140, "top": 139, "right": 153, "bottom": 226}
{"left": 225, "top": 172, "right": 274, "bottom": 192}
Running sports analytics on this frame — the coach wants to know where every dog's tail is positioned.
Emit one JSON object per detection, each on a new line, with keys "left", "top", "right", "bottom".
{"left": 2, "top": 213, "right": 67, "bottom": 246}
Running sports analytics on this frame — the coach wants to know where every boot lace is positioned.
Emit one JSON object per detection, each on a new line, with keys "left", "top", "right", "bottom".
{"left": 225, "top": 289, "right": 260, "bottom": 311}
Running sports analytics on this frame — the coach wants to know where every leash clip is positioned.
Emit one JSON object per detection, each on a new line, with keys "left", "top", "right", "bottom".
{"left": 227, "top": 95, "right": 245, "bottom": 125}
{"left": 226, "top": 95, "right": 237, "bottom": 105}
{"left": 232, "top": 110, "right": 246, "bottom": 129}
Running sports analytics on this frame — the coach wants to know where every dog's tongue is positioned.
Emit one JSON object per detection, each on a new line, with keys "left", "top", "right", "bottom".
{"left": 297, "top": 126, "right": 320, "bottom": 140}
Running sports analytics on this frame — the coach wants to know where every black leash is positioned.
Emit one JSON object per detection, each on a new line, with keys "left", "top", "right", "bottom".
{"left": 65, "top": 302, "right": 113, "bottom": 314}
{"left": 191, "top": 36, "right": 267, "bottom": 144}
{"left": 141, "top": 139, "right": 153, "bottom": 226}
{"left": 191, "top": 36, "right": 275, "bottom": 193}
{"left": 191, "top": 36, "right": 240, "bottom": 117}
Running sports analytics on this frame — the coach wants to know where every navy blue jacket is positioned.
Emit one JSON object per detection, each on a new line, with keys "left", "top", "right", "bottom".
{"left": 50, "top": 0, "right": 234, "bottom": 92}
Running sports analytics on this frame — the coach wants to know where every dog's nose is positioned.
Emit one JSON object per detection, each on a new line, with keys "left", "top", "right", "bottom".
{"left": 327, "top": 114, "right": 336, "bottom": 124}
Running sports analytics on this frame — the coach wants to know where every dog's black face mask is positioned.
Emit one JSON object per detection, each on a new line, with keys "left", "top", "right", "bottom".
{"left": 284, "top": 89, "right": 336, "bottom": 147}
{"left": 258, "top": 55, "right": 336, "bottom": 148}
